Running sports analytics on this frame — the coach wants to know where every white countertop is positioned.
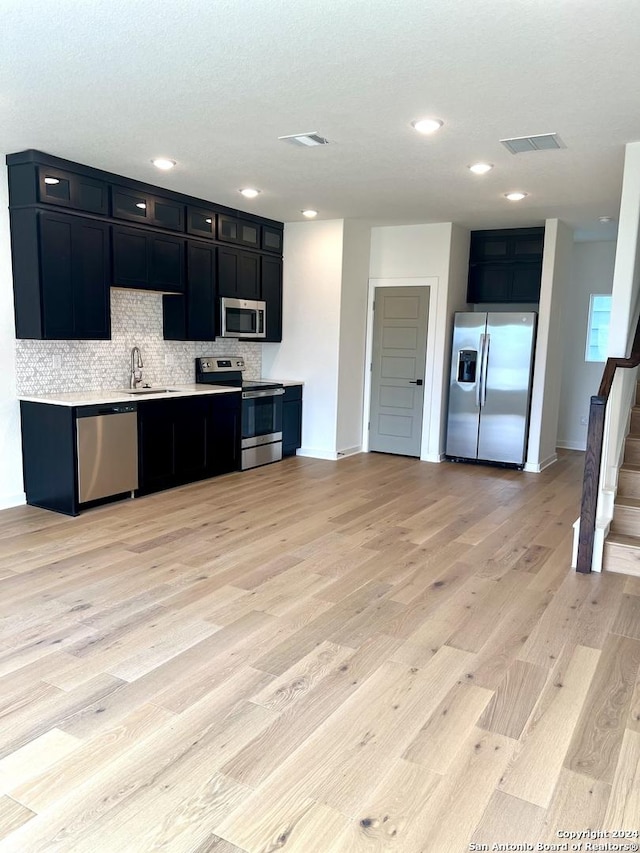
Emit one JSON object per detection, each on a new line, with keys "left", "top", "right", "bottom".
{"left": 19, "top": 383, "right": 240, "bottom": 407}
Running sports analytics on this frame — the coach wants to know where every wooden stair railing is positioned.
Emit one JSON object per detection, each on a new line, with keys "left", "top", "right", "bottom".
{"left": 576, "top": 314, "right": 640, "bottom": 572}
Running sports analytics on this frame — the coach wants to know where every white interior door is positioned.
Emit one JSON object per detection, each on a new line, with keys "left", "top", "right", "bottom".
{"left": 369, "top": 286, "right": 429, "bottom": 457}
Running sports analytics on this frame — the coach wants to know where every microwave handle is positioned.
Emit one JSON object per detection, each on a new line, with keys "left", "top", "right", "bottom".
{"left": 258, "top": 309, "right": 265, "bottom": 334}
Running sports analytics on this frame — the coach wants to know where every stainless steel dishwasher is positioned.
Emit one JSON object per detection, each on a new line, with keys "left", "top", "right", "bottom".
{"left": 76, "top": 403, "right": 138, "bottom": 503}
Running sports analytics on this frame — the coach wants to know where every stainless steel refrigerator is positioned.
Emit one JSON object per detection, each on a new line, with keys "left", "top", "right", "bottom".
{"left": 445, "top": 312, "right": 537, "bottom": 467}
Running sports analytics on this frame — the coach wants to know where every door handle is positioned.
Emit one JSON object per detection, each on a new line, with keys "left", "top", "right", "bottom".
{"left": 409, "top": 379, "right": 423, "bottom": 385}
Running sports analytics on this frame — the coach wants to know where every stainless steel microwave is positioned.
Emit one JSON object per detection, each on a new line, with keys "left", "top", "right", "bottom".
{"left": 220, "top": 297, "right": 266, "bottom": 339}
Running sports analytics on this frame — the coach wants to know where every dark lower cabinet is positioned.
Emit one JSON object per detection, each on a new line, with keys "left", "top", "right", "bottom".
{"left": 11, "top": 209, "right": 110, "bottom": 339}
{"left": 20, "top": 402, "right": 78, "bottom": 515}
{"left": 206, "top": 394, "right": 242, "bottom": 475}
{"left": 137, "top": 392, "right": 241, "bottom": 495}
{"left": 112, "top": 225, "right": 185, "bottom": 293}
{"left": 282, "top": 385, "right": 303, "bottom": 456}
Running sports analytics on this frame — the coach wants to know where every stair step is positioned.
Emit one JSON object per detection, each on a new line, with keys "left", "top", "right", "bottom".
{"left": 624, "top": 437, "right": 640, "bottom": 465}
{"left": 619, "top": 452, "right": 640, "bottom": 497}
{"left": 615, "top": 496, "right": 640, "bottom": 509}
{"left": 611, "top": 497, "right": 640, "bottom": 536}
{"left": 603, "top": 532, "right": 640, "bottom": 576}
{"left": 630, "top": 407, "right": 640, "bottom": 435}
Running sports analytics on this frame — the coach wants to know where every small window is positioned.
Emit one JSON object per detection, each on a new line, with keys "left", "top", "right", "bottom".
{"left": 585, "top": 294, "right": 612, "bottom": 362}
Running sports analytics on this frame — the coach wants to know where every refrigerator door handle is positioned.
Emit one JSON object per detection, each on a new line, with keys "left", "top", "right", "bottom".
{"left": 476, "top": 334, "right": 486, "bottom": 408}
{"left": 480, "top": 333, "right": 491, "bottom": 406}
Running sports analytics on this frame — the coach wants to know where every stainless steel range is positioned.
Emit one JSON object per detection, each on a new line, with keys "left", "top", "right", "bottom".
{"left": 195, "top": 357, "right": 285, "bottom": 470}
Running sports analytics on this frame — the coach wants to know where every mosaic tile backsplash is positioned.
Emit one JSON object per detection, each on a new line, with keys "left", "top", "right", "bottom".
{"left": 15, "top": 289, "right": 262, "bottom": 394}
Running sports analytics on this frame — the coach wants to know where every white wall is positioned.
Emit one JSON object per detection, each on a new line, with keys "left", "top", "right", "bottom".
{"left": 0, "top": 163, "right": 24, "bottom": 509}
{"left": 437, "top": 223, "right": 472, "bottom": 453}
{"left": 368, "top": 222, "right": 470, "bottom": 460}
{"left": 526, "top": 218, "right": 574, "bottom": 471}
{"left": 609, "top": 141, "right": 640, "bottom": 354}
{"left": 262, "top": 220, "right": 344, "bottom": 459}
{"left": 557, "top": 241, "right": 616, "bottom": 450}
{"left": 336, "top": 220, "right": 371, "bottom": 455}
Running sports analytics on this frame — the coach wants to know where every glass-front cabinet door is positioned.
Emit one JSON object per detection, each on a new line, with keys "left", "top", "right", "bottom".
{"left": 111, "top": 186, "right": 184, "bottom": 231}
{"left": 38, "top": 167, "right": 108, "bottom": 215}
{"left": 187, "top": 207, "right": 217, "bottom": 239}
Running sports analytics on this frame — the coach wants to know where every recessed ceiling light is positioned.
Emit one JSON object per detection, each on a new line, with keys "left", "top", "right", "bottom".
{"left": 44, "top": 176, "right": 60, "bottom": 185}
{"left": 239, "top": 188, "right": 261, "bottom": 199}
{"left": 301, "top": 209, "right": 318, "bottom": 218}
{"left": 504, "top": 192, "right": 528, "bottom": 201}
{"left": 151, "top": 158, "right": 176, "bottom": 171}
{"left": 468, "top": 163, "right": 493, "bottom": 175}
{"left": 411, "top": 118, "right": 443, "bottom": 135}
{"left": 599, "top": 216, "right": 613, "bottom": 223}
{"left": 136, "top": 202, "right": 147, "bottom": 209}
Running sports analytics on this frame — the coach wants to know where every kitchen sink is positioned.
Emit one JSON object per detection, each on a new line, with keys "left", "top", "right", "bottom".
{"left": 121, "top": 387, "right": 181, "bottom": 395}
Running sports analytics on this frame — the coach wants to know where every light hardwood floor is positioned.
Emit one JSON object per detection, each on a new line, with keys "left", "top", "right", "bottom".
{"left": 0, "top": 450, "right": 638, "bottom": 852}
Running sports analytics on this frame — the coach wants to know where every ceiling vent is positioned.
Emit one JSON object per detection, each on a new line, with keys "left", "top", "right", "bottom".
{"left": 278, "top": 132, "right": 330, "bottom": 147}
{"left": 500, "top": 133, "right": 566, "bottom": 154}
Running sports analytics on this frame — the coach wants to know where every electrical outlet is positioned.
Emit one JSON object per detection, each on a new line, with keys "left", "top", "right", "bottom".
{"left": 52, "top": 353, "right": 62, "bottom": 368}
{"left": 164, "top": 354, "right": 173, "bottom": 366}
{"left": 580, "top": 416, "right": 588, "bottom": 426}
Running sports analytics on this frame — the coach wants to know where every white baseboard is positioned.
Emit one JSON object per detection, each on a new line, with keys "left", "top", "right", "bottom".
{"left": 421, "top": 452, "right": 445, "bottom": 463}
{"left": 556, "top": 440, "right": 587, "bottom": 451}
{"left": 296, "top": 447, "right": 339, "bottom": 461}
{"left": 336, "top": 446, "right": 362, "bottom": 459}
{"left": 0, "top": 492, "right": 27, "bottom": 511}
{"left": 524, "top": 453, "right": 558, "bottom": 473}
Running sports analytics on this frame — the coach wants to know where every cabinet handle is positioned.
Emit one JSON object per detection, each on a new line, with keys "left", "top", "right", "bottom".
{"left": 409, "top": 379, "right": 423, "bottom": 386}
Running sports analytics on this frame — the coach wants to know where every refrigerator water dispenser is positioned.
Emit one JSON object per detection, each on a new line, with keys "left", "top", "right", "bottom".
{"left": 457, "top": 350, "right": 477, "bottom": 383}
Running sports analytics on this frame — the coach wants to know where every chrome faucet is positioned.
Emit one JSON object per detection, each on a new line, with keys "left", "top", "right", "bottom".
{"left": 130, "top": 346, "right": 144, "bottom": 389}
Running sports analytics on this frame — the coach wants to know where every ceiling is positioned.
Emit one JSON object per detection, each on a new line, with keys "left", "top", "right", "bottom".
{"left": 2, "top": 0, "right": 640, "bottom": 240}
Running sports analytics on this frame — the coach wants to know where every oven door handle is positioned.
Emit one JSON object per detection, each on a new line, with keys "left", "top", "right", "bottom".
{"left": 242, "top": 388, "right": 285, "bottom": 399}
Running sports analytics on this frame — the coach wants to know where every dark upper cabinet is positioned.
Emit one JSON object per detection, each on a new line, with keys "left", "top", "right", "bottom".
{"left": 261, "top": 255, "right": 283, "bottom": 342}
{"left": 37, "top": 166, "right": 108, "bottom": 215}
{"left": 468, "top": 261, "right": 543, "bottom": 303}
{"left": 218, "top": 246, "right": 260, "bottom": 300}
{"left": 11, "top": 209, "right": 110, "bottom": 340}
{"left": 262, "top": 226, "right": 283, "bottom": 254}
{"left": 111, "top": 186, "right": 185, "bottom": 232}
{"left": 187, "top": 207, "right": 217, "bottom": 240}
{"left": 8, "top": 151, "right": 283, "bottom": 341}
{"left": 218, "top": 214, "right": 261, "bottom": 248}
{"left": 470, "top": 228, "right": 544, "bottom": 263}
{"left": 186, "top": 241, "right": 217, "bottom": 339}
{"left": 512, "top": 262, "right": 545, "bottom": 302}
{"left": 112, "top": 225, "right": 185, "bottom": 293}
{"left": 163, "top": 240, "right": 217, "bottom": 341}
{"left": 468, "top": 227, "right": 544, "bottom": 303}
{"left": 512, "top": 231, "right": 545, "bottom": 260}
